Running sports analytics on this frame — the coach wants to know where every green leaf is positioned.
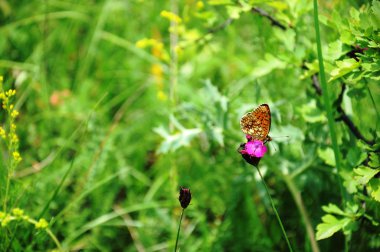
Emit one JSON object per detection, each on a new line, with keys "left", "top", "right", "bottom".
{"left": 369, "top": 179, "right": 380, "bottom": 202}
{"left": 318, "top": 147, "right": 336, "bottom": 167}
{"left": 204, "top": 80, "right": 228, "bottom": 111}
{"left": 154, "top": 116, "right": 202, "bottom": 154}
{"left": 369, "top": 152, "right": 380, "bottom": 168}
{"left": 341, "top": 170, "right": 359, "bottom": 194}
{"left": 316, "top": 214, "right": 351, "bottom": 240}
{"left": 226, "top": 6, "right": 242, "bottom": 19}
{"left": 347, "top": 148, "right": 367, "bottom": 167}
{"left": 328, "top": 59, "right": 361, "bottom": 82}
{"left": 298, "top": 100, "right": 326, "bottom": 123}
{"left": 300, "top": 60, "right": 319, "bottom": 79}
{"left": 353, "top": 166, "right": 380, "bottom": 185}
{"left": 250, "top": 53, "right": 287, "bottom": 78}
{"left": 326, "top": 40, "right": 345, "bottom": 61}
{"left": 273, "top": 29, "right": 296, "bottom": 51}
{"left": 322, "top": 203, "right": 345, "bottom": 216}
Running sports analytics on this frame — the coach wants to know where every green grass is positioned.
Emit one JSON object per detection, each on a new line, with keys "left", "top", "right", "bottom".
{"left": 1, "top": 0, "right": 379, "bottom": 251}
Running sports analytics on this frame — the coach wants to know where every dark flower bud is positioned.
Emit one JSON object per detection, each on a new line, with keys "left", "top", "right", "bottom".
{"left": 179, "top": 187, "right": 191, "bottom": 209}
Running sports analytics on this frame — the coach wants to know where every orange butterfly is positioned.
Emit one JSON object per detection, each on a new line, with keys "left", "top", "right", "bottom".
{"left": 240, "top": 104, "right": 272, "bottom": 143}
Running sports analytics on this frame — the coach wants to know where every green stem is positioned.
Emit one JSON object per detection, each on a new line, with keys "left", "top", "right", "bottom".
{"left": 46, "top": 228, "right": 63, "bottom": 250}
{"left": 174, "top": 208, "right": 184, "bottom": 252}
{"left": 313, "top": 0, "right": 345, "bottom": 202}
{"left": 256, "top": 166, "right": 294, "bottom": 252}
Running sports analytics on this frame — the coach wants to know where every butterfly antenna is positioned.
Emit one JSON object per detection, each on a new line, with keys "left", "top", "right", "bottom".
{"left": 269, "top": 141, "right": 277, "bottom": 152}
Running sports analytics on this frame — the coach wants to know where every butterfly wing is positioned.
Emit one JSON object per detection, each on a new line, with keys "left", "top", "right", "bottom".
{"left": 240, "top": 104, "right": 271, "bottom": 141}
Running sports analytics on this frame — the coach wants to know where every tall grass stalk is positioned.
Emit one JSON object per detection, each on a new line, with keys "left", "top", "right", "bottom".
{"left": 313, "top": 0, "right": 345, "bottom": 202}
{"left": 313, "top": 1, "right": 348, "bottom": 250}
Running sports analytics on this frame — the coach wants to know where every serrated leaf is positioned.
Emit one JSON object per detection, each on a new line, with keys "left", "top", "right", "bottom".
{"left": 341, "top": 169, "right": 359, "bottom": 193}
{"left": 353, "top": 166, "right": 380, "bottom": 184}
{"left": 204, "top": 80, "right": 228, "bottom": 111}
{"left": 329, "top": 59, "right": 361, "bottom": 82}
{"left": 326, "top": 40, "right": 344, "bottom": 61}
{"left": 347, "top": 148, "right": 367, "bottom": 167}
{"left": 369, "top": 179, "right": 380, "bottom": 202}
{"left": 322, "top": 203, "right": 345, "bottom": 216}
{"left": 298, "top": 100, "right": 326, "bottom": 123}
{"left": 318, "top": 148, "right": 336, "bottom": 167}
{"left": 250, "top": 53, "right": 287, "bottom": 78}
{"left": 316, "top": 214, "right": 351, "bottom": 240}
{"left": 154, "top": 120, "right": 202, "bottom": 154}
{"left": 369, "top": 152, "right": 380, "bottom": 168}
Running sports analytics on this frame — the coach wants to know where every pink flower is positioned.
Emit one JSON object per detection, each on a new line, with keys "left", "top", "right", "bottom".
{"left": 245, "top": 140, "right": 267, "bottom": 157}
{"left": 240, "top": 140, "right": 267, "bottom": 158}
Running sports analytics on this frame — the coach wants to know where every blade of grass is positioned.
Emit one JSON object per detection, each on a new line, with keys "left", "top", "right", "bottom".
{"left": 283, "top": 175, "right": 320, "bottom": 252}
{"left": 63, "top": 201, "right": 172, "bottom": 247}
{"left": 37, "top": 159, "right": 75, "bottom": 219}
{"left": 313, "top": 0, "right": 345, "bottom": 203}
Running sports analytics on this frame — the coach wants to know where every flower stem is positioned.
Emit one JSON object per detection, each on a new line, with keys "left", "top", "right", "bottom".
{"left": 256, "top": 166, "right": 294, "bottom": 252}
{"left": 174, "top": 208, "right": 184, "bottom": 252}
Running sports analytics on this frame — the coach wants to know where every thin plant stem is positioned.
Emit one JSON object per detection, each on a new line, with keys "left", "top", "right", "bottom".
{"left": 256, "top": 166, "right": 294, "bottom": 252}
{"left": 313, "top": 0, "right": 346, "bottom": 203}
{"left": 174, "top": 208, "right": 184, "bottom": 252}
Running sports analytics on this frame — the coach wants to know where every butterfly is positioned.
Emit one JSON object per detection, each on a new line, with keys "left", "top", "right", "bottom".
{"left": 240, "top": 104, "right": 272, "bottom": 143}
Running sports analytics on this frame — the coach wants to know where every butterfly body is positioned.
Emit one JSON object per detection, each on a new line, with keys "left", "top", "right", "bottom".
{"left": 240, "top": 104, "right": 271, "bottom": 143}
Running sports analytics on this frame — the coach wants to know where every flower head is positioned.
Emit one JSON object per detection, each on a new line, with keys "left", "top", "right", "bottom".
{"left": 35, "top": 218, "right": 49, "bottom": 229}
{"left": 244, "top": 140, "right": 267, "bottom": 158}
{"left": 179, "top": 187, "right": 191, "bottom": 209}
{"left": 238, "top": 139, "right": 268, "bottom": 167}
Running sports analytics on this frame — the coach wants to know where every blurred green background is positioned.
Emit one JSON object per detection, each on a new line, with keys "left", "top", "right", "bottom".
{"left": 0, "top": 0, "right": 379, "bottom": 251}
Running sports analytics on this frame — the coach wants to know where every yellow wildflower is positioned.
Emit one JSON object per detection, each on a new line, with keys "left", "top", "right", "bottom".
{"left": 160, "top": 10, "right": 182, "bottom": 23}
{"left": 12, "top": 208, "right": 24, "bottom": 217}
{"left": 5, "top": 89, "right": 16, "bottom": 97}
{"left": 0, "top": 127, "right": 5, "bottom": 139}
{"left": 11, "top": 110, "right": 19, "bottom": 118}
{"left": 13, "top": 151, "right": 22, "bottom": 162}
{"left": 1, "top": 214, "right": 11, "bottom": 227}
{"left": 135, "top": 38, "right": 159, "bottom": 49}
{"left": 35, "top": 218, "right": 49, "bottom": 229}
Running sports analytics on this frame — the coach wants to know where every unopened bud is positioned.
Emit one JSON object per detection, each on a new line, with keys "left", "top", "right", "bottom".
{"left": 179, "top": 187, "right": 191, "bottom": 209}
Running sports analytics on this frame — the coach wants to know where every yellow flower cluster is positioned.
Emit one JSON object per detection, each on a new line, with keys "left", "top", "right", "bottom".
{"left": 0, "top": 209, "right": 28, "bottom": 227}
{"left": 135, "top": 38, "right": 163, "bottom": 49}
{"left": 35, "top": 218, "right": 49, "bottom": 229}
{"left": 0, "top": 209, "right": 49, "bottom": 230}
{"left": 13, "top": 151, "right": 22, "bottom": 163}
{"left": 160, "top": 10, "right": 182, "bottom": 23}
{"left": 0, "top": 76, "right": 22, "bottom": 164}
{"left": 135, "top": 36, "right": 168, "bottom": 101}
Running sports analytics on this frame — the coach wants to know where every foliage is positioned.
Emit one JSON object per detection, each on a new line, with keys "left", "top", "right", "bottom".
{"left": 0, "top": 0, "right": 379, "bottom": 251}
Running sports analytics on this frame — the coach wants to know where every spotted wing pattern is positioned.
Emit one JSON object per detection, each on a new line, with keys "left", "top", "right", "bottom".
{"left": 240, "top": 104, "right": 271, "bottom": 142}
